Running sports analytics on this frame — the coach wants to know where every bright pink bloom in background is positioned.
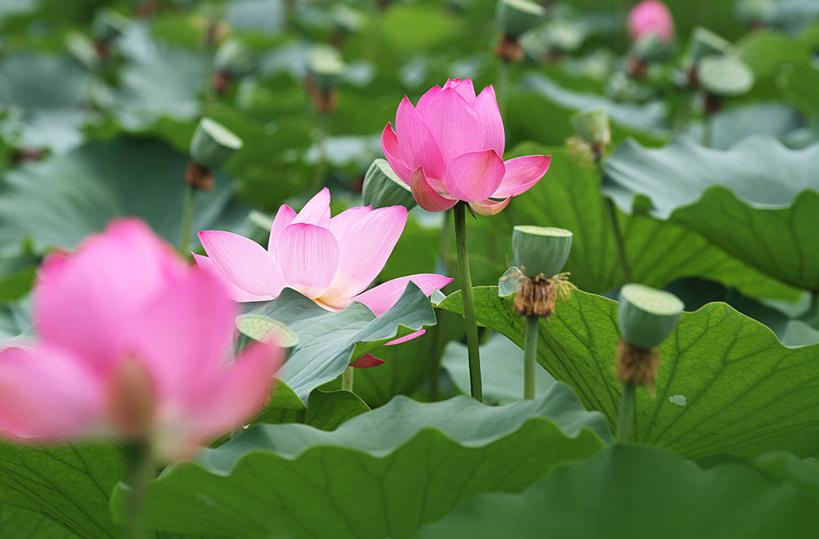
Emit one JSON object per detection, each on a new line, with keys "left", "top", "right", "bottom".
{"left": 197, "top": 188, "right": 452, "bottom": 312}
{"left": 628, "top": 0, "right": 674, "bottom": 42}
{"left": 0, "top": 220, "right": 281, "bottom": 459}
{"left": 381, "top": 78, "right": 551, "bottom": 215}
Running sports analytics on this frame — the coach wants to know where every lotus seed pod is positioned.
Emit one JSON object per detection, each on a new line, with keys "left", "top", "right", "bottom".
{"left": 513, "top": 226, "right": 572, "bottom": 278}
{"left": 697, "top": 55, "right": 754, "bottom": 97}
{"left": 618, "top": 284, "right": 683, "bottom": 350}
{"left": 737, "top": 0, "right": 775, "bottom": 24}
{"left": 333, "top": 5, "right": 364, "bottom": 35}
{"left": 308, "top": 46, "right": 346, "bottom": 91}
{"left": 690, "top": 27, "right": 732, "bottom": 62}
{"left": 92, "top": 9, "right": 129, "bottom": 44}
{"left": 497, "top": 0, "right": 546, "bottom": 38}
{"left": 189, "top": 118, "right": 243, "bottom": 168}
{"left": 213, "top": 39, "right": 254, "bottom": 77}
{"left": 571, "top": 108, "right": 611, "bottom": 147}
{"left": 362, "top": 159, "right": 417, "bottom": 210}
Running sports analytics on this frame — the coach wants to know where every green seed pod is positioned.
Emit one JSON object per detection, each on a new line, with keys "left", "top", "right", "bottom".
{"left": 236, "top": 315, "right": 299, "bottom": 348}
{"left": 690, "top": 27, "right": 732, "bottom": 62}
{"left": 308, "top": 46, "right": 346, "bottom": 92}
{"left": 213, "top": 39, "right": 254, "bottom": 77}
{"left": 362, "top": 159, "right": 417, "bottom": 210}
{"left": 92, "top": 9, "right": 129, "bottom": 44}
{"left": 189, "top": 117, "right": 243, "bottom": 168}
{"left": 571, "top": 108, "right": 611, "bottom": 147}
{"left": 333, "top": 5, "right": 364, "bottom": 35}
{"left": 737, "top": 0, "right": 775, "bottom": 24}
{"left": 512, "top": 226, "right": 572, "bottom": 278}
{"left": 697, "top": 55, "right": 754, "bottom": 97}
{"left": 497, "top": 0, "right": 546, "bottom": 38}
{"left": 618, "top": 284, "right": 683, "bottom": 350}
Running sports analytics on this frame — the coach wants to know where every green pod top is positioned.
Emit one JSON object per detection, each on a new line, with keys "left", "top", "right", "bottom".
{"left": 697, "top": 55, "right": 754, "bottom": 97}
{"left": 308, "top": 46, "right": 346, "bottom": 91}
{"left": 362, "top": 159, "right": 417, "bottom": 210}
{"left": 213, "top": 39, "right": 254, "bottom": 77}
{"left": 617, "top": 284, "right": 683, "bottom": 350}
{"left": 571, "top": 108, "right": 611, "bottom": 147}
{"left": 690, "top": 27, "right": 732, "bottom": 62}
{"left": 497, "top": 0, "right": 546, "bottom": 38}
{"left": 512, "top": 226, "right": 572, "bottom": 277}
{"left": 189, "top": 118, "right": 243, "bottom": 168}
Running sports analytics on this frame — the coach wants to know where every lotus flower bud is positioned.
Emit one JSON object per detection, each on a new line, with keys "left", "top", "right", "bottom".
{"left": 497, "top": 0, "right": 546, "bottom": 38}
{"left": 627, "top": 1, "right": 674, "bottom": 43}
{"left": 362, "top": 159, "right": 417, "bottom": 210}
{"left": 617, "top": 284, "right": 683, "bottom": 350}
{"left": 513, "top": 226, "right": 572, "bottom": 278}
{"left": 213, "top": 39, "right": 254, "bottom": 78}
{"left": 190, "top": 117, "right": 243, "bottom": 168}
{"left": 571, "top": 108, "right": 611, "bottom": 149}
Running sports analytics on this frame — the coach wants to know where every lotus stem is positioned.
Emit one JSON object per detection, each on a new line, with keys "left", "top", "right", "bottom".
{"left": 617, "top": 381, "right": 636, "bottom": 443}
{"left": 523, "top": 315, "right": 538, "bottom": 399}
{"left": 123, "top": 441, "right": 154, "bottom": 539}
{"left": 341, "top": 366, "right": 354, "bottom": 392}
{"left": 179, "top": 185, "right": 195, "bottom": 256}
{"left": 605, "top": 198, "right": 632, "bottom": 282}
{"left": 311, "top": 112, "right": 329, "bottom": 192}
{"left": 498, "top": 59, "right": 510, "bottom": 120}
{"left": 453, "top": 202, "right": 483, "bottom": 401}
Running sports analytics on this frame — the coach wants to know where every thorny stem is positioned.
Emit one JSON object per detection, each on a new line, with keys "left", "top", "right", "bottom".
{"left": 453, "top": 202, "right": 483, "bottom": 401}
{"left": 523, "top": 315, "right": 539, "bottom": 399}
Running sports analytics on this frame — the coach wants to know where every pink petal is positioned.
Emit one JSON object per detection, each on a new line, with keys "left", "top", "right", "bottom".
{"left": 275, "top": 223, "right": 340, "bottom": 298}
{"left": 410, "top": 168, "right": 458, "bottom": 213}
{"left": 395, "top": 97, "right": 446, "bottom": 180}
{"left": 352, "top": 274, "right": 453, "bottom": 316}
{"left": 116, "top": 269, "right": 237, "bottom": 401}
{"left": 35, "top": 219, "right": 184, "bottom": 369}
{"left": 268, "top": 204, "right": 297, "bottom": 251}
{"left": 292, "top": 188, "right": 332, "bottom": 228}
{"left": 199, "top": 230, "right": 281, "bottom": 298}
{"left": 350, "top": 354, "right": 384, "bottom": 368}
{"left": 381, "top": 123, "right": 413, "bottom": 182}
{"left": 492, "top": 154, "right": 552, "bottom": 198}
{"left": 475, "top": 85, "right": 505, "bottom": 156}
{"left": 0, "top": 345, "right": 103, "bottom": 441}
{"left": 193, "top": 254, "right": 273, "bottom": 302}
{"left": 321, "top": 206, "right": 408, "bottom": 304}
{"left": 444, "top": 150, "right": 506, "bottom": 202}
{"left": 416, "top": 88, "right": 483, "bottom": 162}
{"left": 469, "top": 198, "right": 511, "bottom": 216}
{"left": 163, "top": 341, "right": 281, "bottom": 459}
{"left": 386, "top": 329, "right": 426, "bottom": 346}
{"left": 443, "top": 78, "right": 476, "bottom": 103}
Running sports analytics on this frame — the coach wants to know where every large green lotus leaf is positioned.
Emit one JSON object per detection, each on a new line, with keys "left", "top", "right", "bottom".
{"left": 443, "top": 333, "right": 556, "bottom": 404}
{"left": 0, "top": 136, "right": 244, "bottom": 254}
{"left": 417, "top": 445, "right": 819, "bottom": 539}
{"left": 250, "top": 283, "right": 438, "bottom": 401}
{"left": 0, "top": 443, "right": 124, "bottom": 539}
{"left": 507, "top": 144, "right": 798, "bottom": 300}
{"left": 603, "top": 136, "right": 819, "bottom": 290}
{"left": 0, "top": 505, "right": 77, "bottom": 538}
{"left": 438, "top": 287, "right": 819, "bottom": 459}
{"left": 110, "top": 387, "right": 609, "bottom": 538}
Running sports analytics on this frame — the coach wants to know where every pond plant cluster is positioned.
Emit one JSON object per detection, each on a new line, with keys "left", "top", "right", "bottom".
{"left": 0, "top": 0, "right": 817, "bottom": 537}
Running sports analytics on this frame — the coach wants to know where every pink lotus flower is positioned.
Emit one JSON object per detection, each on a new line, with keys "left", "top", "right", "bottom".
{"left": 381, "top": 78, "right": 551, "bottom": 215}
{"left": 196, "top": 188, "right": 453, "bottom": 313}
{"left": 0, "top": 220, "right": 281, "bottom": 459}
{"left": 628, "top": 1, "right": 674, "bottom": 42}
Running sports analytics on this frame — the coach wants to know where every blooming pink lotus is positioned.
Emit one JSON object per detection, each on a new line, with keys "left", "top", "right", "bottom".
{"left": 381, "top": 78, "right": 551, "bottom": 215}
{"left": 0, "top": 220, "right": 281, "bottom": 459}
{"left": 196, "top": 188, "right": 452, "bottom": 313}
{"left": 628, "top": 0, "right": 674, "bottom": 42}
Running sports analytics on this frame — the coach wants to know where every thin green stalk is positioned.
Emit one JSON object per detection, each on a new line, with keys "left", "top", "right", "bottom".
{"left": 341, "top": 366, "right": 354, "bottom": 392}
{"left": 617, "top": 382, "right": 636, "bottom": 443}
{"left": 311, "top": 112, "right": 329, "bottom": 192}
{"left": 429, "top": 213, "right": 454, "bottom": 400}
{"left": 453, "top": 203, "right": 482, "bottom": 401}
{"left": 123, "top": 442, "right": 154, "bottom": 539}
{"left": 179, "top": 184, "right": 195, "bottom": 256}
{"left": 523, "top": 316, "right": 539, "bottom": 399}
{"left": 811, "top": 291, "right": 819, "bottom": 329}
{"left": 702, "top": 114, "right": 713, "bottom": 148}
{"left": 605, "top": 198, "right": 632, "bottom": 282}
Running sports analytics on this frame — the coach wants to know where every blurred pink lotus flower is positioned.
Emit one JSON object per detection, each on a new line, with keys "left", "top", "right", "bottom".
{"left": 197, "top": 187, "right": 453, "bottom": 312}
{"left": 628, "top": 0, "right": 674, "bottom": 42}
{"left": 0, "top": 220, "right": 281, "bottom": 459}
{"left": 381, "top": 78, "right": 551, "bottom": 215}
